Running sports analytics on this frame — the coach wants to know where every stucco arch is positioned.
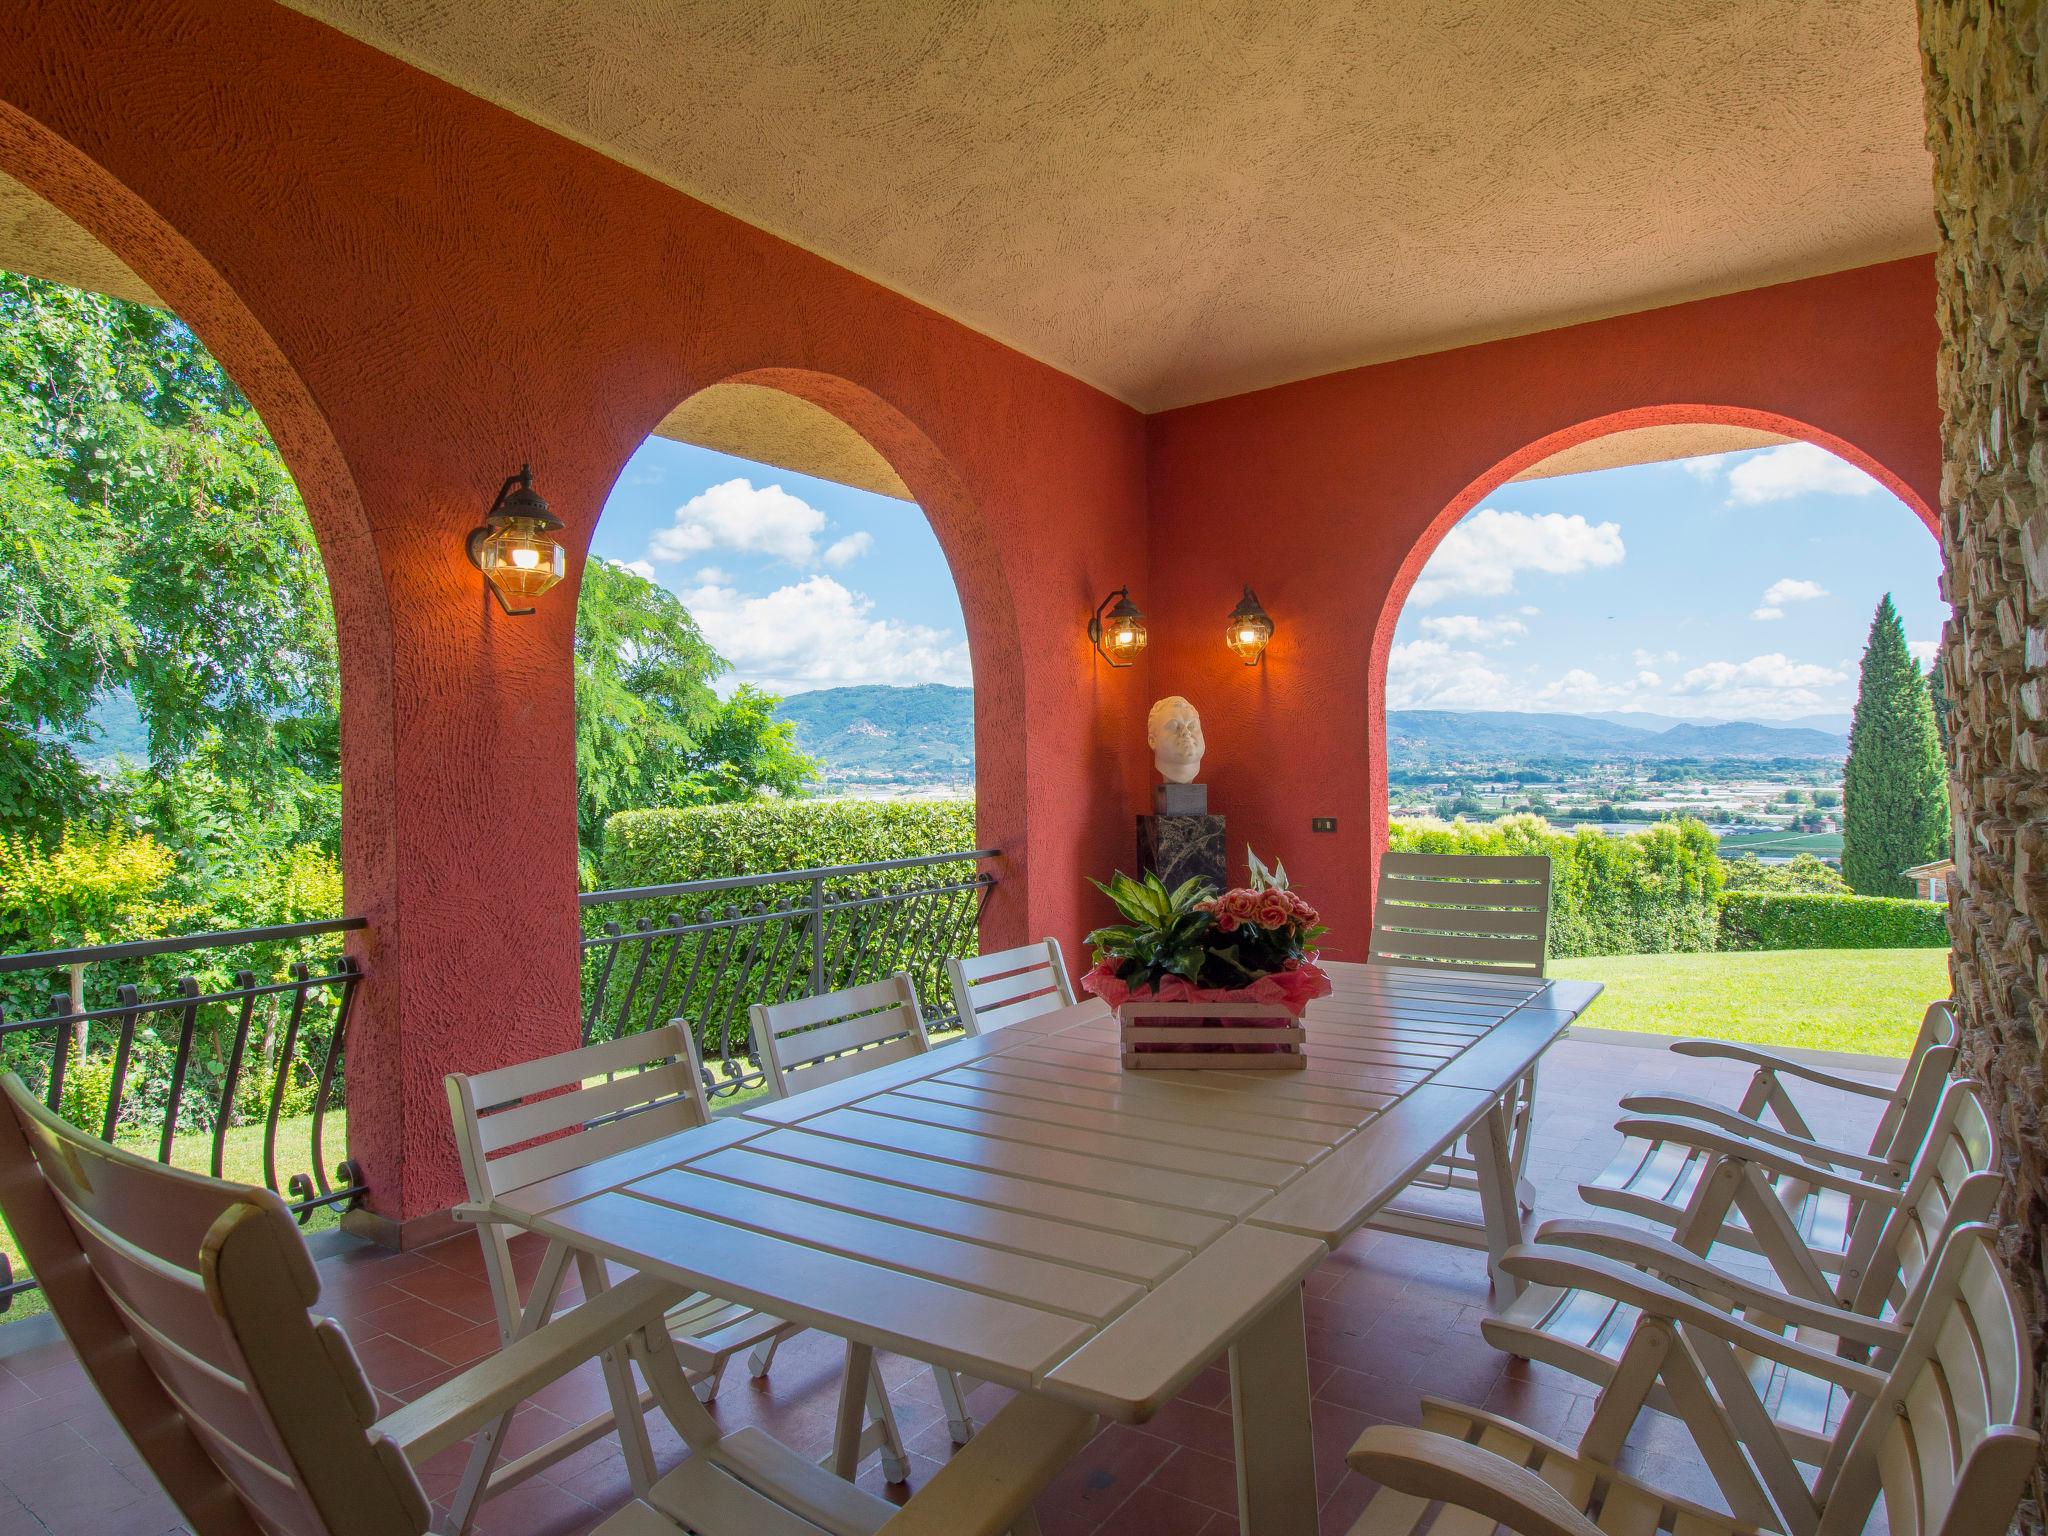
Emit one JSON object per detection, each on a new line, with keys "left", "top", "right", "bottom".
{"left": 579, "top": 365, "right": 1029, "bottom": 932}
{"left": 1365, "top": 401, "right": 1943, "bottom": 891}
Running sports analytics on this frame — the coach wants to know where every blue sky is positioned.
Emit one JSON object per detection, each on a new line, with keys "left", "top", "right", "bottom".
{"left": 1387, "top": 443, "right": 1944, "bottom": 726}
{"left": 592, "top": 436, "right": 970, "bottom": 696}
{"left": 595, "top": 435, "right": 1943, "bottom": 724}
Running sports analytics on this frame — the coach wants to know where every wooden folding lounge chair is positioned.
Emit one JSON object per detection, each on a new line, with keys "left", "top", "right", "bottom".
{"left": 1347, "top": 1223, "right": 2036, "bottom": 1536}
{"left": 948, "top": 939, "right": 1077, "bottom": 1036}
{"left": 0, "top": 1071, "right": 1097, "bottom": 1536}
{"left": 1482, "top": 1078, "right": 2001, "bottom": 1486}
{"left": 1582, "top": 1001, "right": 1959, "bottom": 1279}
{"left": 1368, "top": 851, "right": 1552, "bottom": 1213}
{"left": 446, "top": 1024, "right": 906, "bottom": 1514}
{"left": 750, "top": 974, "right": 983, "bottom": 1447}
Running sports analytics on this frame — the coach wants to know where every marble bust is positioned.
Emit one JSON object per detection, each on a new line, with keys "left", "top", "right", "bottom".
{"left": 1147, "top": 696, "right": 1205, "bottom": 783}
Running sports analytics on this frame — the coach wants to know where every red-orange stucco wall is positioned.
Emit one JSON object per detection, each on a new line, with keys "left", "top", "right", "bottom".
{"left": 0, "top": 0, "right": 1152, "bottom": 1227}
{"left": 1144, "top": 258, "right": 1940, "bottom": 960}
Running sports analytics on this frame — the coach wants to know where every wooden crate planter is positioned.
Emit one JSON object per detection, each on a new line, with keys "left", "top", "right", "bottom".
{"left": 1117, "top": 999, "right": 1306, "bottom": 1070}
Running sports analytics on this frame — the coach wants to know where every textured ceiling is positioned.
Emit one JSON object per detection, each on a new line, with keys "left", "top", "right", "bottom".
{"left": 281, "top": 0, "right": 1935, "bottom": 410}
{"left": 1509, "top": 423, "right": 1794, "bottom": 482}
{"left": 0, "top": 172, "right": 159, "bottom": 306}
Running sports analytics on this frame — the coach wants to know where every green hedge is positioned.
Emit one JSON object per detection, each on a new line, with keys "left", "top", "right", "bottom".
{"left": 589, "top": 799, "right": 984, "bottom": 1063}
{"left": 1389, "top": 815, "right": 1723, "bottom": 958}
{"left": 1717, "top": 891, "right": 1949, "bottom": 951}
{"left": 599, "top": 799, "right": 979, "bottom": 891}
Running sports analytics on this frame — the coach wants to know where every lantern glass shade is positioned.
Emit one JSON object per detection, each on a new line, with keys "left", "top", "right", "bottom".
{"left": 476, "top": 517, "right": 566, "bottom": 603}
{"left": 1225, "top": 586, "right": 1274, "bottom": 665}
{"left": 1090, "top": 588, "right": 1148, "bottom": 667}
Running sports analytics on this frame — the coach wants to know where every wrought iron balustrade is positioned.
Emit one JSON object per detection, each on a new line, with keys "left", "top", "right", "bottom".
{"left": 0, "top": 917, "right": 367, "bottom": 1306}
{"left": 580, "top": 849, "right": 997, "bottom": 1097}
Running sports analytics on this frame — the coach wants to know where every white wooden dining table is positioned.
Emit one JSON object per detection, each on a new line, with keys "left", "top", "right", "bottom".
{"left": 485, "top": 960, "right": 1602, "bottom": 1535}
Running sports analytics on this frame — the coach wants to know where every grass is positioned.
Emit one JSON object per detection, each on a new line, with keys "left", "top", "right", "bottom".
{"left": 0, "top": 1110, "right": 347, "bottom": 1324}
{"left": 1715, "top": 829, "right": 1845, "bottom": 857}
{"left": 1550, "top": 948, "right": 1947, "bottom": 1057}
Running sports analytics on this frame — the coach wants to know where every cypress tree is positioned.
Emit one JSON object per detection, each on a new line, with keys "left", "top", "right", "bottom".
{"left": 1841, "top": 595, "right": 1950, "bottom": 896}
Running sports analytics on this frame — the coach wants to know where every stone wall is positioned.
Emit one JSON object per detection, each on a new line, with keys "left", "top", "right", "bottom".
{"left": 1921, "top": 0, "right": 2048, "bottom": 1518}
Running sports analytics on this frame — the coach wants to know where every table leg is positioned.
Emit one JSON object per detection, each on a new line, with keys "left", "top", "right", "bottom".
{"left": 1469, "top": 1096, "right": 1527, "bottom": 1302}
{"left": 1228, "top": 1283, "right": 1319, "bottom": 1536}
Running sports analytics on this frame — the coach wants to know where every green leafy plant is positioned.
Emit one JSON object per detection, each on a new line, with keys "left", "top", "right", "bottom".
{"left": 1084, "top": 870, "right": 1219, "bottom": 991}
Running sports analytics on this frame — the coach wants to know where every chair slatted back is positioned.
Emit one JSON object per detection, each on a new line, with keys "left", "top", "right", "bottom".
{"left": 447, "top": 1023, "right": 712, "bottom": 1202}
{"left": 751, "top": 973, "right": 929, "bottom": 1097}
{"left": 1821, "top": 1225, "right": 2038, "bottom": 1536}
{"left": 1849, "top": 1078, "right": 2000, "bottom": 1319}
{"left": 1369, "top": 852, "right": 1552, "bottom": 977}
{"left": 949, "top": 939, "right": 1077, "bottom": 1036}
{"left": 1863, "top": 1002, "right": 1962, "bottom": 1163}
{"left": 0, "top": 1073, "right": 427, "bottom": 1536}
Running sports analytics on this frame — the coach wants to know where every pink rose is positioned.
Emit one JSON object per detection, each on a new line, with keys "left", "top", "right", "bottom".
{"left": 1289, "top": 892, "right": 1320, "bottom": 924}
{"left": 1216, "top": 911, "right": 1240, "bottom": 933}
{"left": 1254, "top": 892, "right": 1292, "bottom": 929}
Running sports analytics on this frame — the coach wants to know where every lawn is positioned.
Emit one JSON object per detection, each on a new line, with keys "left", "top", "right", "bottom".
{"left": 0, "top": 1111, "right": 348, "bottom": 1324}
{"left": 1714, "top": 829, "right": 1845, "bottom": 858}
{"left": 1550, "top": 948, "right": 1947, "bottom": 1057}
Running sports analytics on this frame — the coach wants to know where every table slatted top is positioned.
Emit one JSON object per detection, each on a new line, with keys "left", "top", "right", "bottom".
{"left": 510, "top": 961, "right": 1601, "bottom": 1420}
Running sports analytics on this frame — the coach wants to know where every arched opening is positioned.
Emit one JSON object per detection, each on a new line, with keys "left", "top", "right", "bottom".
{"left": 1376, "top": 408, "right": 1947, "bottom": 1058}
{"left": 570, "top": 370, "right": 1016, "bottom": 1095}
{"left": 0, "top": 117, "right": 379, "bottom": 1301}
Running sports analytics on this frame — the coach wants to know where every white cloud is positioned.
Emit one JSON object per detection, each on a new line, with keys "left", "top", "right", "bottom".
{"left": 1636, "top": 670, "right": 1663, "bottom": 688}
{"left": 1409, "top": 508, "right": 1625, "bottom": 606}
{"left": 694, "top": 565, "right": 731, "bottom": 585}
{"left": 1909, "top": 639, "right": 1940, "bottom": 667}
{"left": 823, "top": 531, "right": 874, "bottom": 567}
{"left": 1385, "top": 639, "right": 1511, "bottom": 710}
{"left": 682, "top": 574, "right": 970, "bottom": 693}
{"left": 1670, "top": 653, "right": 1847, "bottom": 717}
{"left": 1752, "top": 577, "right": 1828, "bottom": 620}
{"left": 1419, "top": 614, "right": 1527, "bottom": 645}
{"left": 1633, "top": 648, "right": 1680, "bottom": 667}
{"left": 1533, "top": 668, "right": 1627, "bottom": 708}
{"left": 616, "top": 557, "right": 656, "bottom": 580}
{"left": 1677, "top": 455, "right": 1726, "bottom": 481}
{"left": 1725, "top": 443, "right": 1881, "bottom": 505}
{"left": 647, "top": 478, "right": 829, "bottom": 565}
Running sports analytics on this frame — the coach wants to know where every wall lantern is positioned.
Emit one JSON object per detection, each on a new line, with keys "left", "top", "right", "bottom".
{"left": 1088, "top": 586, "right": 1148, "bottom": 667}
{"left": 1225, "top": 585, "right": 1275, "bottom": 666}
{"left": 467, "top": 463, "right": 565, "bottom": 615}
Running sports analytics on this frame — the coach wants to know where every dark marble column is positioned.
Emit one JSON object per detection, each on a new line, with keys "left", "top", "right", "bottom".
{"left": 1137, "top": 813, "right": 1226, "bottom": 893}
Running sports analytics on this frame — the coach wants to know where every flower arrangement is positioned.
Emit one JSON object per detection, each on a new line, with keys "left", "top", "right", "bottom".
{"left": 1082, "top": 853, "right": 1332, "bottom": 1052}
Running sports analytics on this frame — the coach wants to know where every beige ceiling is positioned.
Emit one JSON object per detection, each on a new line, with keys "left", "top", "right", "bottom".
{"left": 283, "top": 0, "right": 1934, "bottom": 411}
{"left": 0, "top": 172, "right": 160, "bottom": 307}
{"left": 1510, "top": 423, "right": 1794, "bottom": 482}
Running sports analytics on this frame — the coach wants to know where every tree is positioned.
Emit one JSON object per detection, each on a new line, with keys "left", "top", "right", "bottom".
{"left": 1927, "top": 643, "right": 1952, "bottom": 752}
{"left": 1841, "top": 594, "right": 1950, "bottom": 896}
{"left": 0, "top": 270, "right": 339, "bottom": 837}
{"left": 572, "top": 561, "right": 821, "bottom": 865}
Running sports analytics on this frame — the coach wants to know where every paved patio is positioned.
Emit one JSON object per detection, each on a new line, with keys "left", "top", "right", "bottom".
{"left": 0, "top": 1031, "right": 1894, "bottom": 1536}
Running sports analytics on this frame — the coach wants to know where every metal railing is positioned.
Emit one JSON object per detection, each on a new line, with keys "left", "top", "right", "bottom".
{"left": 580, "top": 849, "right": 997, "bottom": 1097}
{"left": 0, "top": 917, "right": 367, "bottom": 1305}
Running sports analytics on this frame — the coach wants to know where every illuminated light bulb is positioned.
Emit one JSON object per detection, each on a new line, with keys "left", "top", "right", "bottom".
{"left": 1224, "top": 586, "right": 1275, "bottom": 666}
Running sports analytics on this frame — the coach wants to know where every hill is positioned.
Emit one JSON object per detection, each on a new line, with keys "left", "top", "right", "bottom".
{"left": 774, "top": 684, "right": 974, "bottom": 790}
{"left": 1388, "top": 710, "right": 1845, "bottom": 766}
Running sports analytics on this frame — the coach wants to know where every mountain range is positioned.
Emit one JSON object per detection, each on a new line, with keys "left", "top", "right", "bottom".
{"left": 1386, "top": 709, "right": 1846, "bottom": 763}
{"left": 769, "top": 685, "right": 1846, "bottom": 788}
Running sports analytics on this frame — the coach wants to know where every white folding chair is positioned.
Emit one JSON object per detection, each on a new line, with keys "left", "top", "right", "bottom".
{"left": 1483, "top": 1078, "right": 2002, "bottom": 1487}
{"left": 1368, "top": 851, "right": 1552, "bottom": 1211}
{"left": 750, "top": 974, "right": 982, "bottom": 1446}
{"left": 948, "top": 938, "right": 1077, "bottom": 1036}
{"left": 1346, "top": 1223, "right": 2037, "bottom": 1536}
{"left": 448, "top": 1025, "right": 870, "bottom": 1520}
{"left": 0, "top": 1071, "right": 1093, "bottom": 1536}
{"left": 1583, "top": 1000, "right": 1960, "bottom": 1270}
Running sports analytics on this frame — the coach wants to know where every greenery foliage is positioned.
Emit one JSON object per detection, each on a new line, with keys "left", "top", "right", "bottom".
{"left": 1720, "top": 853, "right": 1850, "bottom": 894}
{"left": 1841, "top": 594, "right": 1950, "bottom": 897}
{"left": 1388, "top": 814, "right": 1723, "bottom": 958}
{"left": 600, "top": 798, "right": 978, "bottom": 891}
{"left": 1717, "top": 890, "right": 1949, "bottom": 951}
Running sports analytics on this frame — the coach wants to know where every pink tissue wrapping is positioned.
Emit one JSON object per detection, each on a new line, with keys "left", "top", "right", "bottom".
{"left": 1082, "top": 960, "right": 1332, "bottom": 1052}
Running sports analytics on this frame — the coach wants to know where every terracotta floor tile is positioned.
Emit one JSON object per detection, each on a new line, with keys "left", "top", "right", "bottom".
{"left": 1090, "top": 1483, "right": 1219, "bottom": 1535}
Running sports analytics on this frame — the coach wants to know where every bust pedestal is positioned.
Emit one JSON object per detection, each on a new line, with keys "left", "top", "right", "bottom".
{"left": 1138, "top": 783, "right": 1225, "bottom": 891}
